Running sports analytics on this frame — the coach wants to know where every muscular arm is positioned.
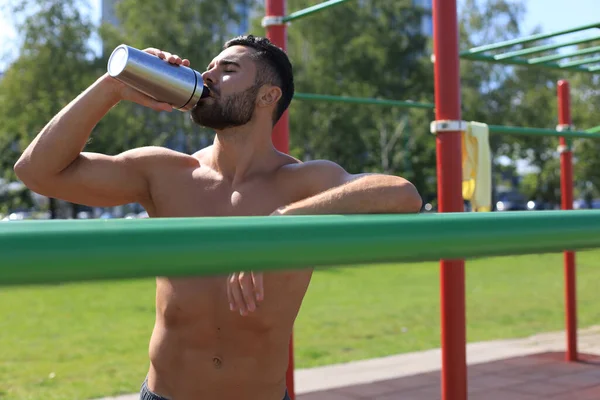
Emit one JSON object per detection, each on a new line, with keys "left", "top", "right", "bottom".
{"left": 277, "top": 160, "right": 422, "bottom": 215}
{"left": 14, "top": 74, "right": 175, "bottom": 208}
{"left": 228, "top": 160, "right": 421, "bottom": 315}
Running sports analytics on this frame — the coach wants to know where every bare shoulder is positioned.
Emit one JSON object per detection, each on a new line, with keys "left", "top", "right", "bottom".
{"left": 117, "top": 145, "right": 200, "bottom": 178}
{"left": 119, "top": 146, "right": 199, "bottom": 166}
{"left": 284, "top": 159, "right": 345, "bottom": 173}
{"left": 277, "top": 158, "right": 353, "bottom": 196}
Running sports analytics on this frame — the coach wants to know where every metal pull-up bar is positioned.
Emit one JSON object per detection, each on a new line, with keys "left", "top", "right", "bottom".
{"left": 463, "top": 21, "right": 600, "bottom": 54}
{"left": 283, "top": 0, "right": 353, "bottom": 23}
{"left": 3, "top": 211, "right": 600, "bottom": 286}
{"left": 460, "top": 21, "right": 600, "bottom": 73}
{"left": 265, "top": 2, "right": 599, "bottom": 399}
{"left": 294, "top": 92, "right": 435, "bottom": 109}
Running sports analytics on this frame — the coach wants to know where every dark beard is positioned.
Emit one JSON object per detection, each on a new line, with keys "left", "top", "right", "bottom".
{"left": 190, "top": 84, "right": 260, "bottom": 130}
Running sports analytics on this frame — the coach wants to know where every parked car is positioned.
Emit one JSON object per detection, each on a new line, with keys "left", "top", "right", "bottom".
{"left": 495, "top": 191, "right": 527, "bottom": 211}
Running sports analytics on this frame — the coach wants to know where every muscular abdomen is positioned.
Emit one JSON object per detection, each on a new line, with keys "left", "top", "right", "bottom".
{"left": 147, "top": 273, "right": 309, "bottom": 400}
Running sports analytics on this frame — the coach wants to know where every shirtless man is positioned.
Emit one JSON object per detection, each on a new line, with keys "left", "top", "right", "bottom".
{"left": 14, "top": 35, "right": 422, "bottom": 400}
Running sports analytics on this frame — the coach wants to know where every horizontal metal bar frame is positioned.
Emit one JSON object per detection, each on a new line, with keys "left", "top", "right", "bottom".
{"left": 460, "top": 52, "right": 596, "bottom": 73}
{"left": 587, "top": 125, "right": 600, "bottom": 133}
{"left": 283, "top": 0, "right": 353, "bottom": 23}
{"left": 488, "top": 125, "right": 600, "bottom": 139}
{"left": 463, "top": 22, "right": 600, "bottom": 55}
{"left": 3, "top": 211, "right": 600, "bottom": 286}
{"left": 528, "top": 45, "right": 600, "bottom": 64}
{"left": 492, "top": 35, "right": 600, "bottom": 60}
{"left": 294, "top": 92, "right": 435, "bottom": 109}
{"left": 560, "top": 55, "right": 600, "bottom": 68}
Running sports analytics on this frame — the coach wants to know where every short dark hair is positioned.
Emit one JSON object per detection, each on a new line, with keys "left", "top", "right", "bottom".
{"left": 224, "top": 35, "right": 294, "bottom": 124}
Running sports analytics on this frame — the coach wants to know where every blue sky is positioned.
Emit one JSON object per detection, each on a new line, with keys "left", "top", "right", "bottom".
{"left": 520, "top": 0, "right": 598, "bottom": 36}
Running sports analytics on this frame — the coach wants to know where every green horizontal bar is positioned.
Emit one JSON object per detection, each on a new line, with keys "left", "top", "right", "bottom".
{"left": 589, "top": 64, "right": 600, "bottom": 72}
{"left": 283, "top": 0, "right": 353, "bottom": 23}
{"left": 3, "top": 211, "right": 600, "bottom": 286}
{"left": 488, "top": 125, "right": 600, "bottom": 139}
{"left": 528, "top": 45, "right": 600, "bottom": 64}
{"left": 560, "top": 55, "right": 600, "bottom": 68}
{"left": 294, "top": 92, "right": 435, "bottom": 109}
{"left": 493, "top": 35, "right": 600, "bottom": 60}
{"left": 587, "top": 125, "right": 600, "bottom": 133}
{"left": 463, "top": 22, "right": 600, "bottom": 55}
{"left": 460, "top": 53, "right": 594, "bottom": 73}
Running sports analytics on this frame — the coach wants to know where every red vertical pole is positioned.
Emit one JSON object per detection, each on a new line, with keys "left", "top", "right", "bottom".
{"left": 265, "top": 0, "right": 294, "bottom": 398}
{"left": 557, "top": 80, "right": 578, "bottom": 362}
{"left": 432, "top": 1, "right": 467, "bottom": 400}
{"left": 265, "top": 0, "right": 290, "bottom": 154}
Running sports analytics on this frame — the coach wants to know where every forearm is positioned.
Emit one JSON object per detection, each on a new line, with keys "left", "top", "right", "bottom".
{"left": 279, "top": 175, "right": 422, "bottom": 215}
{"left": 15, "top": 74, "right": 120, "bottom": 177}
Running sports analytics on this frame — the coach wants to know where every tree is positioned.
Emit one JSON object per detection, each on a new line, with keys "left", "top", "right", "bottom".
{"left": 95, "top": 0, "right": 254, "bottom": 156}
{"left": 457, "top": 0, "right": 527, "bottom": 210}
{"left": 456, "top": 0, "right": 598, "bottom": 208}
{"left": 0, "top": 0, "right": 97, "bottom": 217}
{"left": 250, "top": 0, "right": 436, "bottom": 196}
{"left": 566, "top": 43, "right": 600, "bottom": 204}
{"left": 0, "top": 0, "right": 256, "bottom": 216}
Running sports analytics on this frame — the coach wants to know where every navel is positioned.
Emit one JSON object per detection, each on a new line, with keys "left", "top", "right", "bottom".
{"left": 212, "top": 356, "right": 223, "bottom": 369}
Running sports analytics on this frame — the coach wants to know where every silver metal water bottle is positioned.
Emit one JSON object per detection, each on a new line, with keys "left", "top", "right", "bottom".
{"left": 107, "top": 44, "right": 210, "bottom": 111}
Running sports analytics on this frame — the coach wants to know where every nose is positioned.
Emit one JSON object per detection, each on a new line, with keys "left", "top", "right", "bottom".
{"left": 201, "top": 70, "right": 216, "bottom": 86}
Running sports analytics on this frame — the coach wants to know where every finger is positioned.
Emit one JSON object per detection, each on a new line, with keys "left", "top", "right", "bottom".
{"left": 238, "top": 272, "right": 256, "bottom": 313}
{"left": 226, "top": 275, "right": 234, "bottom": 311}
{"left": 229, "top": 274, "right": 247, "bottom": 316}
{"left": 152, "top": 49, "right": 166, "bottom": 60}
{"left": 182, "top": 59, "right": 190, "bottom": 67}
{"left": 252, "top": 272, "right": 264, "bottom": 302}
{"left": 167, "top": 54, "right": 182, "bottom": 65}
{"left": 143, "top": 48, "right": 161, "bottom": 57}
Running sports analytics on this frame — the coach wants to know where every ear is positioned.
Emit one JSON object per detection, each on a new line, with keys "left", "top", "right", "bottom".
{"left": 257, "top": 85, "right": 282, "bottom": 108}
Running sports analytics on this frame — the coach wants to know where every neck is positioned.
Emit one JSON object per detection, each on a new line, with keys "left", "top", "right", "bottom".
{"left": 210, "top": 121, "right": 277, "bottom": 185}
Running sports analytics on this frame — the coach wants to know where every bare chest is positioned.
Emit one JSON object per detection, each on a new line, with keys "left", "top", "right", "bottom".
{"left": 145, "top": 167, "right": 312, "bottom": 340}
{"left": 147, "top": 170, "right": 303, "bottom": 218}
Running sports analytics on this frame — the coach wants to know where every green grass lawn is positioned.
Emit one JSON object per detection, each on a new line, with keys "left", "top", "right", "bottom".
{"left": 2, "top": 251, "right": 600, "bottom": 399}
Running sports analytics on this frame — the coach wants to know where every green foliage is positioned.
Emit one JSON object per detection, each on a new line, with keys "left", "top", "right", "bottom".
{"left": 570, "top": 70, "right": 600, "bottom": 200}
{"left": 0, "top": 0, "right": 252, "bottom": 214}
{"left": 1, "top": 0, "right": 600, "bottom": 214}
{"left": 458, "top": 0, "right": 599, "bottom": 207}
{"left": 256, "top": 0, "right": 436, "bottom": 195}
{"left": 95, "top": 0, "right": 252, "bottom": 154}
{"left": 0, "top": 0, "right": 96, "bottom": 214}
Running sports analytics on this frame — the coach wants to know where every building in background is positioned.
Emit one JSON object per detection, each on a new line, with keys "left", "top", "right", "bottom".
{"left": 101, "top": 0, "right": 120, "bottom": 27}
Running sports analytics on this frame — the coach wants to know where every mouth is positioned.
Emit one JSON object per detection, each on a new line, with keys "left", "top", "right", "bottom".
{"left": 205, "top": 85, "right": 219, "bottom": 99}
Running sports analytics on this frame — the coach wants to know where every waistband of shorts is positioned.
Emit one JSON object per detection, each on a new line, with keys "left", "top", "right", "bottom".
{"left": 140, "top": 377, "right": 290, "bottom": 400}
{"left": 140, "top": 378, "right": 170, "bottom": 400}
